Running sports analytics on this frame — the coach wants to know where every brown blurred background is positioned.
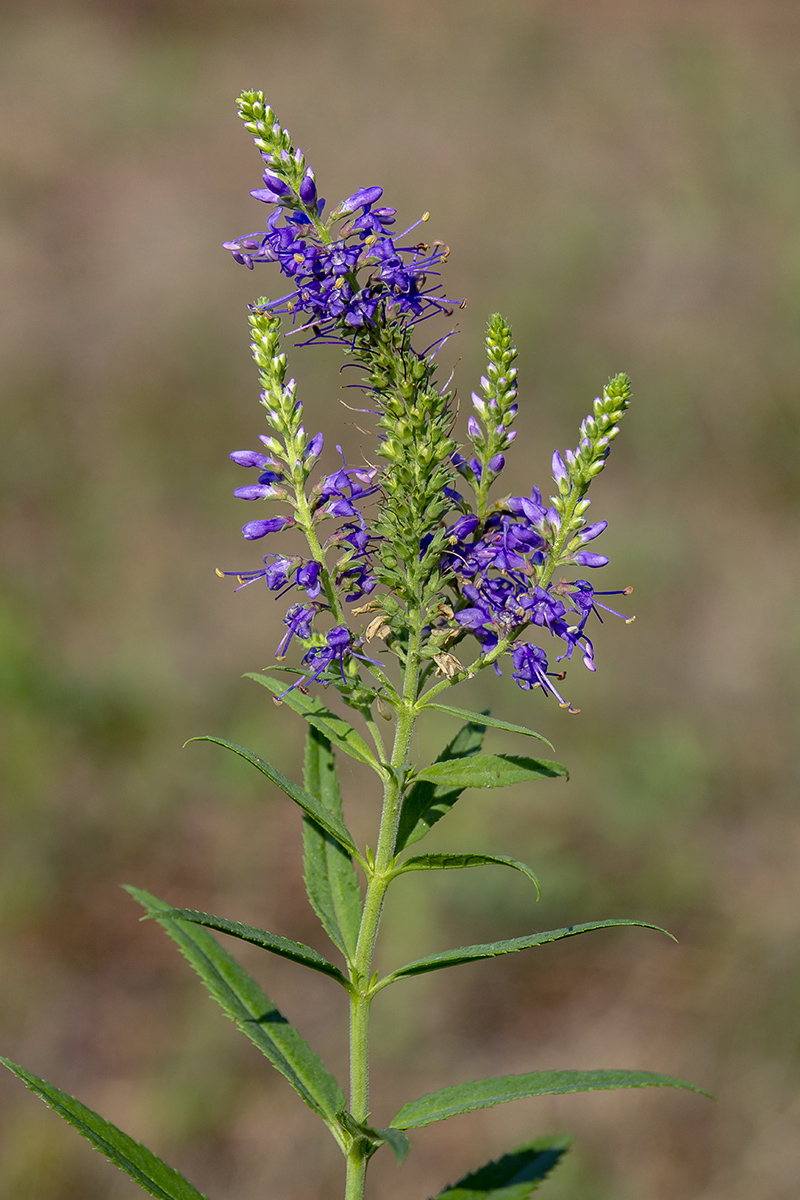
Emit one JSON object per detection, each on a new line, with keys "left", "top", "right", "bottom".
{"left": 1, "top": 1, "right": 799, "bottom": 1197}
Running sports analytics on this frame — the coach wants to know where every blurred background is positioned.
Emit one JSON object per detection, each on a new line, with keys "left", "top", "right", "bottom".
{"left": 1, "top": 1, "right": 799, "bottom": 1197}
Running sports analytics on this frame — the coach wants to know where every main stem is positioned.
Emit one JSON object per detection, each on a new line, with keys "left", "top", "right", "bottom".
{"left": 344, "top": 624, "right": 423, "bottom": 1200}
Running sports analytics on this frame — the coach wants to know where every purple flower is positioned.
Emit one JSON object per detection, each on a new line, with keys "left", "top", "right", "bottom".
{"left": 234, "top": 484, "right": 278, "bottom": 500}
{"left": 577, "top": 520, "right": 607, "bottom": 544}
{"left": 296, "top": 560, "right": 322, "bottom": 599}
{"left": 277, "top": 603, "right": 316, "bottom": 659}
{"left": 230, "top": 449, "right": 272, "bottom": 468}
{"left": 300, "top": 624, "right": 353, "bottom": 684}
{"left": 511, "top": 644, "right": 577, "bottom": 711}
{"left": 574, "top": 551, "right": 609, "bottom": 568}
{"left": 242, "top": 516, "right": 291, "bottom": 540}
{"left": 337, "top": 186, "right": 384, "bottom": 215}
{"left": 552, "top": 451, "right": 568, "bottom": 484}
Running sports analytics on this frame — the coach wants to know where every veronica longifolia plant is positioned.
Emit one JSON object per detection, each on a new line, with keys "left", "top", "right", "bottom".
{"left": 2, "top": 92, "right": 711, "bottom": 1200}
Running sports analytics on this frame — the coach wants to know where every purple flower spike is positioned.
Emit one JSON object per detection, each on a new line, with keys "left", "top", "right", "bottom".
{"left": 242, "top": 516, "right": 290, "bottom": 540}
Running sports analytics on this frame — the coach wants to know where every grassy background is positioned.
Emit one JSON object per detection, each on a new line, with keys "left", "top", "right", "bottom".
{"left": 1, "top": 2, "right": 799, "bottom": 1197}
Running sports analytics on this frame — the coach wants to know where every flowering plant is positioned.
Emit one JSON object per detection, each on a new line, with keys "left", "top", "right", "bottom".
{"left": 2, "top": 92, "right": 710, "bottom": 1200}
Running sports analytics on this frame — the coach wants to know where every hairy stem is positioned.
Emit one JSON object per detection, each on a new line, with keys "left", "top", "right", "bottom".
{"left": 344, "top": 623, "right": 422, "bottom": 1200}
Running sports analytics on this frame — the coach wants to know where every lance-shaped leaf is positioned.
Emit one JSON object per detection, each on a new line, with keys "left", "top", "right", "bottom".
{"left": 247, "top": 672, "right": 379, "bottom": 769}
{"left": 0, "top": 1057, "right": 210, "bottom": 1200}
{"left": 152, "top": 908, "right": 350, "bottom": 989}
{"left": 395, "top": 720, "right": 486, "bottom": 853}
{"left": 303, "top": 729, "right": 363, "bottom": 962}
{"left": 376, "top": 919, "right": 672, "bottom": 990}
{"left": 433, "top": 1136, "right": 571, "bottom": 1200}
{"left": 414, "top": 755, "right": 567, "bottom": 790}
{"left": 420, "top": 702, "right": 554, "bottom": 751}
{"left": 391, "top": 853, "right": 540, "bottom": 898}
{"left": 187, "top": 736, "right": 363, "bottom": 866}
{"left": 392, "top": 1069, "right": 712, "bottom": 1129}
{"left": 126, "top": 887, "right": 347, "bottom": 1146}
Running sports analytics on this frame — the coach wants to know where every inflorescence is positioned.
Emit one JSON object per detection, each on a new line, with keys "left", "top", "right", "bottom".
{"left": 219, "top": 92, "right": 633, "bottom": 711}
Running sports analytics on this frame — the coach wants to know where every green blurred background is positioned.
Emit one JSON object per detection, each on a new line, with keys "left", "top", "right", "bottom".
{"left": 1, "top": 1, "right": 799, "bottom": 1197}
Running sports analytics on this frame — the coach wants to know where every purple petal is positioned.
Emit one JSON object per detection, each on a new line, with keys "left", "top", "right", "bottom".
{"left": 578, "top": 520, "right": 608, "bottom": 544}
{"left": 339, "top": 186, "right": 383, "bottom": 214}
{"left": 234, "top": 484, "right": 277, "bottom": 500}
{"left": 242, "top": 517, "right": 289, "bottom": 540}
{"left": 574, "top": 551, "right": 609, "bottom": 568}
{"left": 230, "top": 450, "right": 270, "bottom": 468}
{"left": 552, "top": 451, "right": 568, "bottom": 483}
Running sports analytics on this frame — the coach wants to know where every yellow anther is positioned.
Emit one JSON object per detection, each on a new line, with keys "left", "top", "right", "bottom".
{"left": 215, "top": 568, "right": 225, "bottom": 578}
{"left": 422, "top": 212, "right": 430, "bottom": 221}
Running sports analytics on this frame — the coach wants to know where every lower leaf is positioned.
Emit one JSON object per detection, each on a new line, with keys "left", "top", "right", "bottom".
{"left": 434, "top": 1136, "right": 571, "bottom": 1199}
{"left": 0, "top": 1057, "right": 210, "bottom": 1200}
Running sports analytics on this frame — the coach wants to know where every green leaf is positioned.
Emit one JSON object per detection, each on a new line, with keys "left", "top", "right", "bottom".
{"left": 187, "top": 737, "right": 362, "bottom": 864}
{"left": 393, "top": 853, "right": 540, "bottom": 898}
{"left": 414, "top": 754, "right": 567, "bottom": 790}
{"left": 303, "top": 729, "right": 363, "bottom": 962}
{"left": 126, "top": 887, "right": 347, "bottom": 1146}
{"left": 247, "top": 673, "right": 379, "bottom": 768}
{"left": 392, "top": 1069, "right": 712, "bottom": 1129}
{"left": 152, "top": 909, "right": 350, "bottom": 988}
{"left": 378, "top": 919, "right": 672, "bottom": 988}
{"left": 434, "top": 1136, "right": 571, "bottom": 1199}
{"left": 395, "top": 720, "right": 486, "bottom": 853}
{"left": 420, "top": 702, "right": 554, "bottom": 751}
{"left": 0, "top": 1057, "right": 210, "bottom": 1200}
{"left": 369, "top": 1125, "right": 410, "bottom": 1164}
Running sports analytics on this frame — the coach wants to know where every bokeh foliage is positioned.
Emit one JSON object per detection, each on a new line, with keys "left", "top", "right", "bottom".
{"left": 1, "top": 2, "right": 799, "bottom": 1198}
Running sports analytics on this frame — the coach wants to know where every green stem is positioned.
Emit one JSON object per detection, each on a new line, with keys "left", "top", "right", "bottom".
{"left": 344, "top": 623, "right": 423, "bottom": 1200}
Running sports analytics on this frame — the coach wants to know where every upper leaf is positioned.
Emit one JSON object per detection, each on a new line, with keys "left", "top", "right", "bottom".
{"left": 153, "top": 908, "right": 350, "bottom": 988}
{"left": 0, "top": 1057, "right": 210, "bottom": 1200}
{"left": 303, "top": 729, "right": 363, "bottom": 962}
{"left": 394, "top": 720, "right": 486, "bottom": 853}
{"left": 187, "top": 736, "right": 362, "bottom": 864}
{"left": 127, "top": 887, "right": 347, "bottom": 1147}
{"left": 413, "top": 754, "right": 567, "bottom": 789}
{"left": 433, "top": 1136, "right": 571, "bottom": 1200}
{"left": 392, "top": 853, "right": 540, "bottom": 898}
{"left": 247, "top": 673, "right": 379, "bottom": 768}
{"left": 420, "top": 702, "right": 553, "bottom": 751}
{"left": 376, "top": 919, "right": 672, "bottom": 989}
{"left": 392, "top": 1069, "right": 712, "bottom": 1129}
